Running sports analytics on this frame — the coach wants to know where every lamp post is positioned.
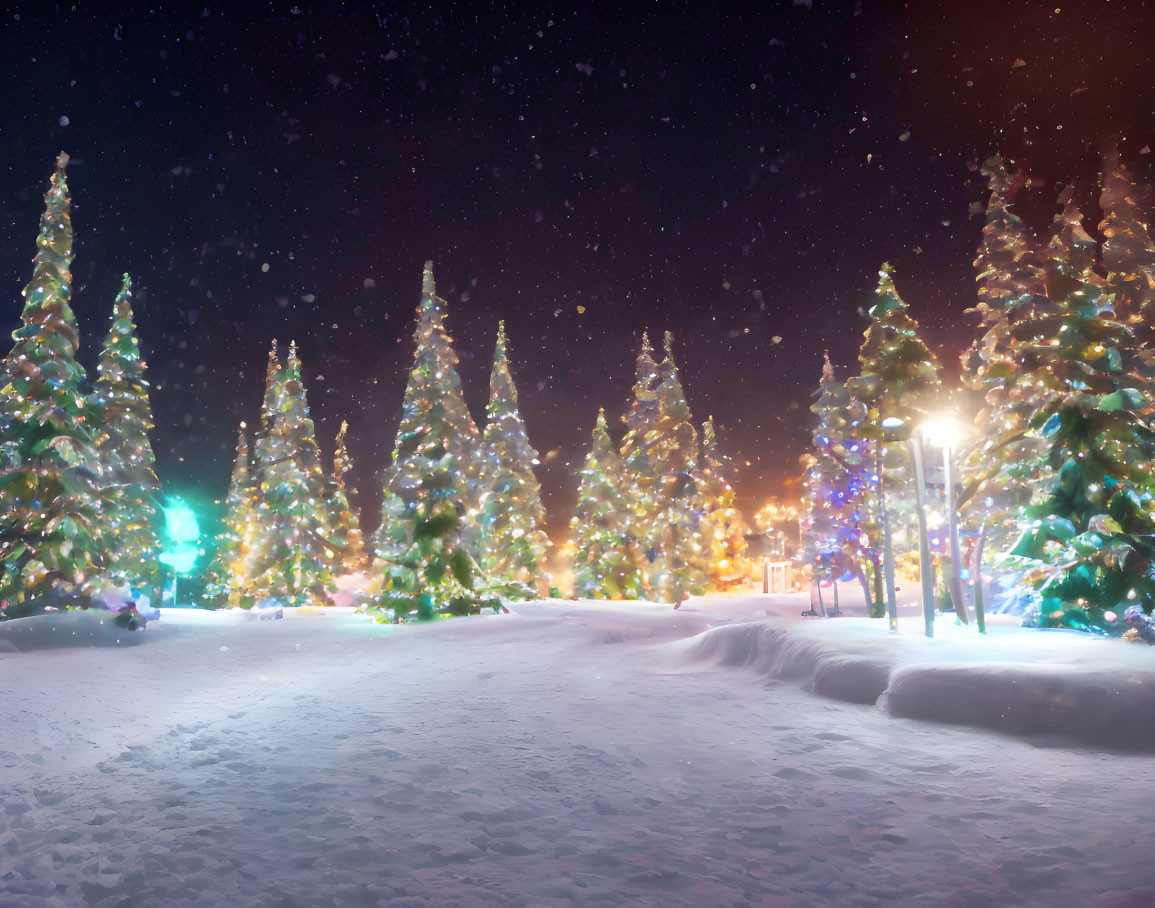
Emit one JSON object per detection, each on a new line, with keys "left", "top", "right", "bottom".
{"left": 878, "top": 417, "right": 907, "bottom": 632}
{"left": 921, "top": 419, "right": 984, "bottom": 632}
{"left": 907, "top": 428, "right": 936, "bottom": 638}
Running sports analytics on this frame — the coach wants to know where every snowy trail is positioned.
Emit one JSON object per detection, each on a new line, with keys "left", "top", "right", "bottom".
{"left": 2, "top": 606, "right": 1155, "bottom": 906}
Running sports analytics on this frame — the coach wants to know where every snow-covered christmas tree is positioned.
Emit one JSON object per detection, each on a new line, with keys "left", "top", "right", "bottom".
{"left": 798, "top": 353, "right": 876, "bottom": 606}
{"left": 326, "top": 420, "right": 368, "bottom": 576}
{"left": 0, "top": 153, "right": 106, "bottom": 610}
{"left": 640, "top": 332, "right": 712, "bottom": 603}
{"left": 249, "top": 341, "right": 337, "bottom": 608}
{"left": 202, "top": 426, "right": 260, "bottom": 609}
{"left": 373, "top": 263, "right": 493, "bottom": 620}
{"left": 478, "top": 321, "right": 550, "bottom": 596}
{"left": 569, "top": 409, "right": 643, "bottom": 600}
{"left": 93, "top": 272, "right": 162, "bottom": 596}
{"left": 697, "top": 416, "right": 751, "bottom": 591}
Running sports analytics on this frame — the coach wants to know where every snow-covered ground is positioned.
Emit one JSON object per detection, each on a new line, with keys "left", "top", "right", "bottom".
{"left": 2, "top": 598, "right": 1155, "bottom": 906}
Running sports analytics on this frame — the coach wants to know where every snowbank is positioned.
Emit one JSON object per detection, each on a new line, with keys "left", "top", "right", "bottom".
{"left": 4, "top": 599, "right": 1155, "bottom": 906}
{"left": 674, "top": 598, "right": 1155, "bottom": 750}
{"left": 0, "top": 608, "right": 149, "bottom": 653}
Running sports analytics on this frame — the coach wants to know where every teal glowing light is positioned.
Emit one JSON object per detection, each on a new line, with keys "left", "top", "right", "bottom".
{"left": 160, "top": 499, "right": 201, "bottom": 575}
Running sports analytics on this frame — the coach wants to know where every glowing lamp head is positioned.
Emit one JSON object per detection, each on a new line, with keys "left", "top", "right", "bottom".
{"left": 921, "top": 418, "right": 962, "bottom": 449}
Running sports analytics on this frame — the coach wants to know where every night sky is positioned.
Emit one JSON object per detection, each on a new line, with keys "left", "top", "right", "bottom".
{"left": 1, "top": 1, "right": 1153, "bottom": 538}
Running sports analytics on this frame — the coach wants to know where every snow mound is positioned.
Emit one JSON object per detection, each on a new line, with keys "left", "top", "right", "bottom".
{"left": 677, "top": 612, "right": 1155, "bottom": 750}
{"left": 882, "top": 663, "right": 1155, "bottom": 750}
{"left": 0, "top": 609, "right": 149, "bottom": 653}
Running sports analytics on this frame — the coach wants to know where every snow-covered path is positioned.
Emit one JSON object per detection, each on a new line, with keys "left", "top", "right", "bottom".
{"left": 2, "top": 605, "right": 1154, "bottom": 907}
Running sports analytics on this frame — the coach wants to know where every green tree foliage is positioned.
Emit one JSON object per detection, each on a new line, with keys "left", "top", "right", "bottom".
{"left": 798, "top": 353, "right": 876, "bottom": 597}
{"left": 998, "top": 241, "right": 1155, "bottom": 633}
{"left": 0, "top": 153, "right": 105, "bottom": 608}
{"left": 373, "top": 263, "right": 492, "bottom": 620}
{"left": 327, "top": 420, "right": 368, "bottom": 576}
{"left": 618, "top": 331, "right": 661, "bottom": 544}
{"left": 957, "top": 158, "right": 1058, "bottom": 551}
{"left": 640, "top": 332, "right": 712, "bottom": 603}
{"left": 202, "top": 426, "right": 260, "bottom": 608}
{"left": 249, "top": 341, "right": 336, "bottom": 607}
{"left": 478, "top": 321, "right": 550, "bottom": 595}
{"left": 93, "top": 273, "right": 162, "bottom": 592}
{"left": 848, "top": 264, "right": 943, "bottom": 609}
{"left": 1099, "top": 137, "right": 1155, "bottom": 325}
{"left": 698, "top": 416, "right": 751, "bottom": 590}
{"left": 569, "top": 409, "right": 643, "bottom": 599}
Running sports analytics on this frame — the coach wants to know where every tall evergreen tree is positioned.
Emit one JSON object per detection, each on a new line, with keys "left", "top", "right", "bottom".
{"left": 698, "top": 416, "right": 751, "bottom": 590}
{"left": 93, "top": 273, "right": 162, "bottom": 593}
{"left": 249, "top": 340, "right": 336, "bottom": 607}
{"left": 957, "top": 159, "right": 1057, "bottom": 552}
{"left": 202, "top": 425, "right": 260, "bottom": 608}
{"left": 478, "top": 321, "right": 550, "bottom": 594}
{"left": 373, "top": 263, "right": 491, "bottom": 620}
{"left": 998, "top": 229, "right": 1155, "bottom": 633}
{"left": 619, "top": 331, "right": 662, "bottom": 544}
{"left": 1099, "top": 138, "right": 1155, "bottom": 325}
{"left": 569, "top": 409, "right": 643, "bottom": 599}
{"left": 848, "top": 264, "right": 943, "bottom": 614}
{"left": 641, "top": 332, "right": 711, "bottom": 602}
{"left": 327, "top": 420, "right": 368, "bottom": 576}
{"left": 0, "top": 153, "right": 105, "bottom": 609}
{"left": 798, "top": 353, "right": 876, "bottom": 599}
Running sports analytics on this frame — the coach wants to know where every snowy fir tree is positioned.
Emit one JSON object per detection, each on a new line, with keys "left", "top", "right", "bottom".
{"left": 202, "top": 426, "right": 260, "bottom": 609}
{"left": 848, "top": 264, "right": 943, "bottom": 611}
{"left": 478, "top": 321, "right": 550, "bottom": 596}
{"left": 956, "top": 158, "right": 1058, "bottom": 555}
{"left": 249, "top": 340, "right": 336, "bottom": 608}
{"left": 569, "top": 409, "right": 643, "bottom": 600}
{"left": 697, "top": 415, "right": 751, "bottom": 591}
{"left": 0, "top": 153, "right": 106, "bottom": 610}
{"left": 640, "top": 332, "right": 712, "bottom": 603}
{"left": 372, "top": 263, "right": 493, "bottom": 620}
{"left": 798, "top": 353, "right": 876, "bottom": 604}
{"left": 1099, "top": 137, "right": 1155, "bottom": 325}
{"left": 327, "top": 420, "right": 368, "bottom": 576}
{"left": 618, "top": 331, "right": 662, "bottom": 548}
{"left": 92, "top": 272, "right": 162, "bottom": 595}
{"left": 994, "top": 196, "right": 1155, "bottom": 633}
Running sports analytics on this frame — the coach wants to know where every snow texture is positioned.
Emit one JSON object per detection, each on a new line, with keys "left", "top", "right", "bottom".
{"left": 0, "top": 608, "right": 149, "bottom": 653}
{"left": 1, "top": 598, "right": 1154, "bottom": 906}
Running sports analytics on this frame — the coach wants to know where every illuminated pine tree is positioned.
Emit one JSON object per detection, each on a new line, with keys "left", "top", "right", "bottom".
{"left": 957, "top": 158, "right": 1057, "bottom": 553}
{"left": 698, "top": 416, "right": 751, "bottom": 590}
{"left": 569, "top": 409, "right": 643, "bottom": 599}
{"left": 0, "top": 153, "right": 105, "bottom": 609}
{"left": 202, "top": 426, "right": 259, "bottom": 608}
{"left": 798, "top": 353, "right": 876, "bottom": 599}
{"left": 642, "top": 332, "right": 712, "bottom": 602}
{"left": 478, "top": 321, "right": 550, "bottom": 594}
{"left": 1099, "top": 138, "right": 1155, "bottom": 326}
{"left": 93, "top": 273, "right": 162, "bottom": 593}
{"left": 327, "top": 420, "right": 368, "bottom": 575}
{"left": 373, "top": 263, "right": 490, "bottom": 620}
{"left": 997, "top": 229, "right": 1155, "bottom": 633}
{"left": 618, "top": 331, "right": 661, "bottom": 544}
{"left": 249, "top": 341, "right": 336, "bottom": 607}
{"left": 848, "top": 264, "right": 943, "bottom": 609}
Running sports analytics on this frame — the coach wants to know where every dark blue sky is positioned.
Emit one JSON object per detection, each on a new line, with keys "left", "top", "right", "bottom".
{"left": 1, "top": 1, "right": 1152, "bottom": 534}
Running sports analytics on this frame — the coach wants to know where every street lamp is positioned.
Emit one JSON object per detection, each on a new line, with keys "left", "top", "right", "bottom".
{"left": 906, "top": 427, "right": 936, "bottom": 638}
{"left": 878, "top": 416, "right": 906, "bottom": 632}
{"left": 921, "top": 418, "right": 985, "bottom": 633}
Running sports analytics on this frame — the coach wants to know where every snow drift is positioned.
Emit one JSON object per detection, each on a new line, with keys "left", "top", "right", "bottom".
{"left": 0, "top": 608, "right": 148, "bottom": 653}
{"left": 677, "top": 605, "right": 1155, "bottom": 751}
